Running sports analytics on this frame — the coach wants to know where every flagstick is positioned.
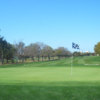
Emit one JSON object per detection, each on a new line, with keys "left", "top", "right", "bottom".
{"left": 71, "top": 51, "right": 73, "bottom": 75}
{"left": 71, "top": 42, "right": 80, "bottom": 76}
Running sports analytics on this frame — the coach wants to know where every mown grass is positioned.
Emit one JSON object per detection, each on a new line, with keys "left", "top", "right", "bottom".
{"left": 0, "top": 56, "right": 100, "bottom": 100}
{"left": 0, "top": 85, "right": 100, "bottom": 100}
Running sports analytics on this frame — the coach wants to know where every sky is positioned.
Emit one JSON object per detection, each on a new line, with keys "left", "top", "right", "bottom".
{"left": 0, "top": 0, "right": 100, "bottom": 52}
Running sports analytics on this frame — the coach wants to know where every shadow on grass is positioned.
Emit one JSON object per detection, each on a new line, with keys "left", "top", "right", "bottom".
{"left": 0, "top": 81, "right": 100, "bottom": 86}
{"left": 0, "top": 81, "right": 100, "bottom": 100}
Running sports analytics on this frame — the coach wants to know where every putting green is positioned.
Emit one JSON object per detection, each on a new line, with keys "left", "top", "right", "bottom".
{"left": 0, "top": 66, "right": 100, "bottom": 86}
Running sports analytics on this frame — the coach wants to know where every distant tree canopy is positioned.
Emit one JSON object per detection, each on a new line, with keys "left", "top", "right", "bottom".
{"left": 23, "top": 43, "right": 71, "bottom": 62}
{"left": 94, "top": 42, "right": 100, "bottom": 55}
{"left": 55, "top": 47, "right": 71, "bottom": 59}
{"left": 1, "top": 35, "right": 97, "bottom": 64}
{"left": 0, "top": 35, "right": 72, "bottom": 64}
{"left": 73, "top": 51, "right": 93, "bottom": 57}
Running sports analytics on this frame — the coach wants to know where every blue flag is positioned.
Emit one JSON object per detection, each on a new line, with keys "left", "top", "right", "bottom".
{"left": 72, "top": 42, "right": 80, "bottom": 49}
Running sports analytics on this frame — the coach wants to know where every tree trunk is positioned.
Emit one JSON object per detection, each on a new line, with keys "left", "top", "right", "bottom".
{"left": 22, "top": 57, "right": 24, "bottom": 63}
{"left": 32, "top": 56, "right": 34, "bottom": 62}
{"left": 1, "top": 51, "right": 4, "bottom": 64}
{"left": 58, "top": 56, "right": 61, "bottom": 59}
{"left": 11, "top": 59, "right": 14, "bottom": 63}
{"left": 42, "top": 56, "right": 43, "bottom": 62}
{"left": 16, "top": 58, "right": 18, "bottom": 64}
{"left": 53, "top": 56, "right": 54, "bottom": 60}
{"left": 1, "top": 59, "right": 4, "bottom": 64}
{"left": 37, "top": 56, "right": 40, "bottom": 62}
{"left": 48, "top": 55, "right": 50, "bottom": 61}
{"left": 7, "top": 59, "right": 8, "bottom": 63}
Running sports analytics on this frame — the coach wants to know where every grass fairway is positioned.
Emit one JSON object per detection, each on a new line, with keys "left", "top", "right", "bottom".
{"left": 0, "top": 56, "right": 100, "bottom": 100}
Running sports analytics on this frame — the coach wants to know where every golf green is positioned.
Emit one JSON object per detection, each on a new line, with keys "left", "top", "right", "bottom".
{"left": 0, "top": 57, "right": 100, "bottom": 100}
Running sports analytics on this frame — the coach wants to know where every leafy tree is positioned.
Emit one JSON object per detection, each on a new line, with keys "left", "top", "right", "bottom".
{"left": 5, "top": 43, "right": 16, "bottom": 63}
{"left": 0, "top": 36, "right": 8, "bottom": 64}
{"left": 0, "top": 36, "right": 16, "bottom": 64}
{"left": 73, "top": 52, "right": 81, "bottom": 56}
{"left": 94, "top": 42, "right": 100, "bottom": 56}
{"left": 55, "top": 47, "right": 71, "bottom": 59}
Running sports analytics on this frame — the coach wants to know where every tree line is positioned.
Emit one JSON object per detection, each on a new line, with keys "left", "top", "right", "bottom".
{"left": 0, "top": 36, "right": 71, "bottom": 64}
{"left": 1, "top": 35, "right": 99, "bottom": 64}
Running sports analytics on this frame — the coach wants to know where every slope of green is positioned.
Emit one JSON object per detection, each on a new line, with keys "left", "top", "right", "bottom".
{"left": 0, "top": 56, "right": 100, "bottom": 100}
{"left": 1, "top": 56, "right": 100, "bottom": 68}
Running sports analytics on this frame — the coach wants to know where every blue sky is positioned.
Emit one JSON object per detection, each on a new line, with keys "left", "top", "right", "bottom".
{"left": 0, "top": 0, "right": 100, "bottom": 52}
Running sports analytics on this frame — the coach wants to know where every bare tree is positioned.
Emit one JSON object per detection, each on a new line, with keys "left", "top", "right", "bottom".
{"left": 14, "top": 41, "right": 25, "bottom": 63}
{"left": 28, "top": 43, "right": 41, "bottom": 62}
{"left": 42, "top": 45, "right": 53, "bottom": 61}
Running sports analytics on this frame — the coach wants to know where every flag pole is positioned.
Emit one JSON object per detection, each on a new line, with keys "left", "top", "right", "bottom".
{"left": 71, "top": 42, "right": 80, "bottom": 75}
{"left": 71, "top": 50, "right": 73, "bottom": 75}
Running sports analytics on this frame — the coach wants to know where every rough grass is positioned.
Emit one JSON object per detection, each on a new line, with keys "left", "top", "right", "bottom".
{"left": 0, "top": 56, "right": 100, "bottom": 100}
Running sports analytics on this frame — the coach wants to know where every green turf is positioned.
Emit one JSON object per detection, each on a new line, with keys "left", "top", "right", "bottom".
{"left": 0, "top": 56, "right": 100, "bottom": 100}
